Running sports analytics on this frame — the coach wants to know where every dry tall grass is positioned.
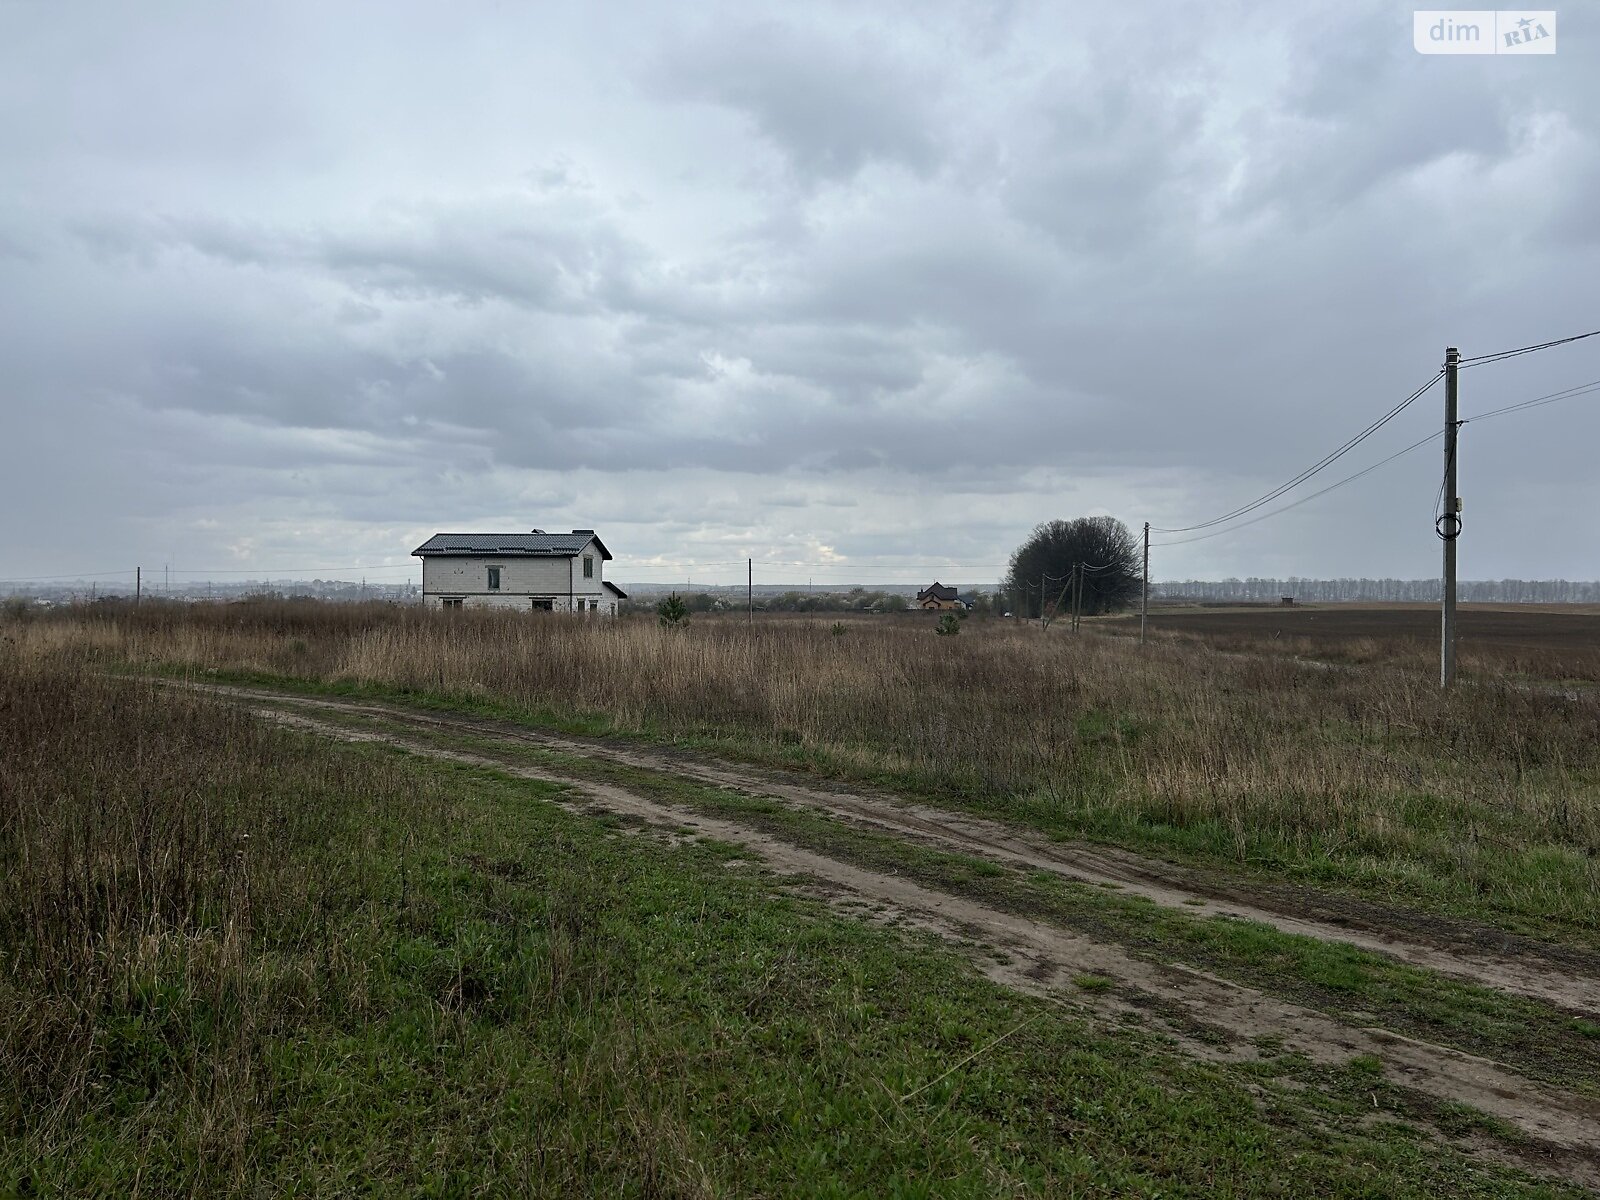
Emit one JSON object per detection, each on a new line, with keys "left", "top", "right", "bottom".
{"left": 16, "top": 636, "right": 1569, "bottom": 1196}
{"left": 10, "top": 600, "right": 1600, "bottom": 933}
{"left": 0, "top": 656, "right": 378, "bottom": 1182}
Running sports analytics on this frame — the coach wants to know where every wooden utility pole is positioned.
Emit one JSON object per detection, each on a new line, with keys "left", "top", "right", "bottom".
{"left": 1141, "top": 522, "right": 1149, "bottom": 646}
{"left": 135, "top": 566, "right": 141, "bottom": 606}
{"left": 1441, "top": 345, "right": 1461, "bottom": 687}
{"left": 1072, "top": 563, "right": 1083, "bottom": 633}
{"left": 1039, "top": 572, "right": 1047, "bottom": 625}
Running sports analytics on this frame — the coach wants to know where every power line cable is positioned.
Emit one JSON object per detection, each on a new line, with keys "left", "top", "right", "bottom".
{"left": 3, "top": 559, "right": 1011, "bottom": 584}
{"left": 0, "top": 569, "right": 139, "bottom": 582}
{"left": 1458, "top": 328, "right": 1600, "bottom": 368}
{"left": 1462, "top": 378, "right": 1600, "bottom": 424}
{"left": 1152, "top": 427, "right": 1443, "bottom": 548}
{"left": 1432, "top": 442, "right": 1452, "bottom": 523}
{"left": 1433, "top": 437, "right": 1461, "bottom": 542}
{"left": 1150, "top": 369, "right": 1445, "bottom": 533}
{"left": 173, "top": 563, "right": 416, "bottom": 575}
{"left": 1426, "top": 376, "right": 1600, "bottom": 524}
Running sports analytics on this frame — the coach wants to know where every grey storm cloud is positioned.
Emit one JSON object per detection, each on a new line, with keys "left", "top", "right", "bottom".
{"left": 2, "top": 0, "right": 1597, "bottom": 584}
{"left": 648, "top": 18, "right": 944, "bottom": 180}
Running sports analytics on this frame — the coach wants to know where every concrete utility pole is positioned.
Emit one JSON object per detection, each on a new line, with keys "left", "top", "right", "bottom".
{"left": 1039, "top": 572, "right": 1046, "bottom": 625}
{"left": 747, "top": 558, "right": 753, "bottom": 628}
{"left": 1072, "top": 563, "right": 1083, "bottom": 633}
{"left": 135, "top": 566, "right": 141, "bottom": 606}
{"left": 1441, "top": 345, "right": 1462, "bottom": 687}
{"left": 1141, "top": 522, "right": 1149, "bottom": 646}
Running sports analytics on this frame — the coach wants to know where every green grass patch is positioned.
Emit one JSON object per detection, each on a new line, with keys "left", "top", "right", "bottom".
{"left": 247, "top": 695, "right": 1600, "bottom": 1105}
{"left": 147, "top": 664, "right": 1600, "bottom": 953}
{"left": 9, "top": 664, "right": 1591, "bottom": 1195}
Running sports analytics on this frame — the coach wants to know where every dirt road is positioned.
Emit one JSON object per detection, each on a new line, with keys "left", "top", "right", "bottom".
{"left": 175, "top": 679, "right": 1600, "bottom": 1187}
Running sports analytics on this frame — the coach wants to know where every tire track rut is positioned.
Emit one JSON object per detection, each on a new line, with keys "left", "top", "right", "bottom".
{"left": 190, "top": 681, "right": 1600, "bottom": 1016}
{"left": 190, "top": 684, "right": 1600, "bottom": 1180}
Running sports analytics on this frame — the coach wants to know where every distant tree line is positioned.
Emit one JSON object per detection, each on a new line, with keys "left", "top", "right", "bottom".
{"left": 1153, "top": 579, "right": 1600, "bottom": 603}
{"left": 621, "top": 587, "right": 1019, "bottom": 616}
{"left": 762, "top": 588, "right": 910, "bottom": 613}
{"left": 626, "top": 589, "right": 914, "bottom": 615}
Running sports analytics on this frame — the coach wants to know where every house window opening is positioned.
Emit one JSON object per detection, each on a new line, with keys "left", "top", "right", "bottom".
{"left": 583, "top": 555, "right": 594, "bottom": 579}
{"left": 530, "top": 598, "right": 555, "bottom": 612}
{"left": 442, "top": 598, "right": 463, "bottom": 610}
{"left": 487, "top": 566, "right": 501, "bottom": 591}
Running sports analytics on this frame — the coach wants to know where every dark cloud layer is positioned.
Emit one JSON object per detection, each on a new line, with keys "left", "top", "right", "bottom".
{"left": 2, "top": 1, "right": 1597, "bottom": 584}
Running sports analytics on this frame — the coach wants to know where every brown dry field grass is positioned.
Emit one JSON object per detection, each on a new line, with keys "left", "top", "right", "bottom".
{"left": 11, "top": 625, "right": 1592, "bottom": 1196}
{"left": 8, "top": 599, "right": 1598, "bottom": 945}
{"left": 1101, "top": 602, "right": 1600, "bottom": 682}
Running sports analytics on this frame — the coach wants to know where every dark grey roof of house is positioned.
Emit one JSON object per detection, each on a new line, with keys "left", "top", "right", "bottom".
{"left": 602, "top": 581, "right": 628, "bottom": 599}
{"left": 412, "top": 531, "right": 613, "bottom": 560}
{"left": 917, "top": 582, "right": 958, "bottom": 601}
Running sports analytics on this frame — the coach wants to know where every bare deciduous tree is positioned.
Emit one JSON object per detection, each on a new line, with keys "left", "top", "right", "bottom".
{"left": 1003, "top": 517, "right": 1141, "bottom": 619}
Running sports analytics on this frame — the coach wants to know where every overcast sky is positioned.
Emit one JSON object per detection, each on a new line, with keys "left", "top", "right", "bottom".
{"left": 3, "top": 1, "right": 1596, "bottom": 587}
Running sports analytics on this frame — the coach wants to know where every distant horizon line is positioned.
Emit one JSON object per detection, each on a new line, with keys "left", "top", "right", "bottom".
{"left": 8, "top": 576, "right": 1600, "bottom": 590}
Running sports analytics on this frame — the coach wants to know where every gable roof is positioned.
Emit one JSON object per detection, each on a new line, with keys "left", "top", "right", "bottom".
{"left": 602, "top": 581, "right": 628, "bottom": 599}
{"left": 412, "top": 530, "right": 613, "bottom": 560}
{"left": 917, "top": 581, "right": 958, "bottom": 602}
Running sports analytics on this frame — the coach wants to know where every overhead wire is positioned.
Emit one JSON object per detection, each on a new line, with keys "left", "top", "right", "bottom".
{"left": 1150, "top": 369, "right": 1445, "bottom": 533}
{"left": 24, "top": 363, "right": 1592, "bottom": 590}
{"left": 1462, "top": 378, "right": 1600, "bottom": 423}
{"left": 0, "top": 569, "right": 139, "bottom": 582}
{"left": 1432, "top": 439, "right": 1454, "bottom": 523}
{"left": 17, "top": 336, "right": 1598, "bottom": 591}
{"left": 1458, "top": 328, "right": 1600, "bottom": 369}
{"left": 1429, "top": 375, "right": 1600, "bottom": 522}
{"left": 4, "top": 557, "right": 1027, "bottom": 584}
{"left": 16, "top": 562, "right": 425, "bottom": 579}
{"left": 1152, "top": 428, "right": 1444, "bottom": 548}
{"left": 1149, "top": 362, "right": 1600, "bottom": 552}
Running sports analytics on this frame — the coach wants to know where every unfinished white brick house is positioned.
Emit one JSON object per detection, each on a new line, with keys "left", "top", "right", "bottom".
{"left": 411, "top": 530, "right": 626, "bottom": 614}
